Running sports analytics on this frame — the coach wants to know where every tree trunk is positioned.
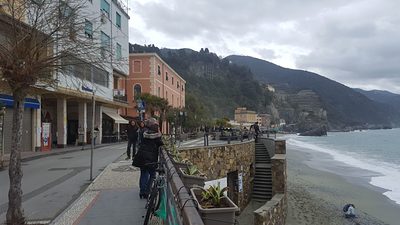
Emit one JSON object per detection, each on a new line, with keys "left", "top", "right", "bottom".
{"left": 6, "top": 92, "right": 25, "bottom": 225}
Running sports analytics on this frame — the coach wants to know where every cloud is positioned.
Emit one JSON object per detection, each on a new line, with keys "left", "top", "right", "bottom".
{"left": 128, "top": 0, "right": 400, "bottom": 93}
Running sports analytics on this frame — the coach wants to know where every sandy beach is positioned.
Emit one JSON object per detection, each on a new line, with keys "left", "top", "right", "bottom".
{"left": 286, "top": 148, "right": 400, "bottom": 225}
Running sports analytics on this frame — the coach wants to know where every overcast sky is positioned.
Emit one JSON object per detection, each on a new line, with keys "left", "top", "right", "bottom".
{"left": 127, "top": 0, "right": 400, "bottom": 94}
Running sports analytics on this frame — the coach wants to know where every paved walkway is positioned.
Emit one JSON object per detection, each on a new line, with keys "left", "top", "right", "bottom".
{"left": 50, "top": 156, "right": 146, "bottom": 225}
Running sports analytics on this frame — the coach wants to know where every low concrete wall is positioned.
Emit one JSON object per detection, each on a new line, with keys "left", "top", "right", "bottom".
{"left": 179, "top": 140, "right": 255, "bottom": 210}
{"left": 254, "top": 194, "right": 287, "bottom": 225}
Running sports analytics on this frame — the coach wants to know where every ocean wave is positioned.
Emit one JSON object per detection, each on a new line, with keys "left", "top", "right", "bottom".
{"left": 287, "top": 137, "right": 400, "bottom": 205}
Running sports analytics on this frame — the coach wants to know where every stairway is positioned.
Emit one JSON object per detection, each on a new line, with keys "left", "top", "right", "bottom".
{"left": 253, "top": 142, "right": 273, "bottom": 202}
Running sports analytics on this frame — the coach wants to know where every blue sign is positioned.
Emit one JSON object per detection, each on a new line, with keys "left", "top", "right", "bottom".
{"left": 82, "top": 85, "right": 93, "bottom": 93}
{"left": 137, "top": 99, "right": 145, "bottom": 110}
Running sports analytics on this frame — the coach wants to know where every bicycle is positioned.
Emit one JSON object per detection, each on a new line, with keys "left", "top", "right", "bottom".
{"left": 143, "top": 147, "right": 167, "bottom": 225}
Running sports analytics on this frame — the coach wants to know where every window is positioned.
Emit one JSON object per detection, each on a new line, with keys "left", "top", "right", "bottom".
{"left": 134, "top": 84, "right": 142, "bottom": 97}
{"left": 172, "top": 76, "right": 174, "bottom": 85}
{"left": 116, "top": 12, "right": 121, "bottom": 28}
{"left": 31, "top": 0, "right": 44, "bottom": 5}
{"left": 157, "top": 65, "right": 161, "bottom": 75}
{"left": 177, "top": 81, "right": 179, "bottom": 89}
{"left": 182, "top": 84, "right": 184, "bottom": 91}
{"left": 133, "top": 60, "right": 142, "bottom": 72}
{"left": 158, "top": 87, "right": 161, "bottom": 97}
{"left": 84, "top": 20, "right": 93, "bottom": 39}
{"left": 101, "top": 31, "right": 110, "bottom": 57}
{"left": 172, "top": 94, "right": 174, "bottom": 105}
{"left": 59, "top": 1, "right": 73, "bottom": 19}
{"left": 166, "top": 72, "right": 168, "bottom": 81}
{"left": 101, "top": 0, "right": 110, "bottom": 17}
{"left": 116, "top": 43, "right": 122, "bottom": 60}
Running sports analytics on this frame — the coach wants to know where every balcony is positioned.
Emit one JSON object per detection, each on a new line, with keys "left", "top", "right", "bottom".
{"left": 113, "top": 89, "right": 127, "bottom": 103}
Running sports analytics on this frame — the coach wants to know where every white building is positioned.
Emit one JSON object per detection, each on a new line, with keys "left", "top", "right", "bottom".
{"left": 0, "top": 0, "right": 130, "bottom": 153}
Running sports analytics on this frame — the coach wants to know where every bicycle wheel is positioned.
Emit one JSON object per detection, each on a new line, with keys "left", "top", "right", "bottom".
{"left": 143, "top": 185, "right": 162, "bottom": 225}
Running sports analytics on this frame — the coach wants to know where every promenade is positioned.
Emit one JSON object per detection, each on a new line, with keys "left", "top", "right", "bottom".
{"left": 50, "top": 155, "right": 146, "bottom": 225}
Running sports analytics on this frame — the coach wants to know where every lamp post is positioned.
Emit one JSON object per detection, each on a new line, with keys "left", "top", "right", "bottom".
{"left": 0, "top": 107, "right": 5, "bottom": 168}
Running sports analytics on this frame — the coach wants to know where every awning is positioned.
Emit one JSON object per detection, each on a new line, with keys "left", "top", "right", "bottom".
{"left": 0, "top": 94, "right": 40, "bottom": 109}
{"left": 102, "top": 108, "right": 129, "bottom": 124}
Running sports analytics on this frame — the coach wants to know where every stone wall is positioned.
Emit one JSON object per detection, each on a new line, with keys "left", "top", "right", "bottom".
{"left": 254, "top": 139, "right": 287, "bottom": 225}
{"left": 254, "top": 194, "right": 287, "bottom": 225}
{"left": 179, "top": 140, "right": 255, "bottom": 210}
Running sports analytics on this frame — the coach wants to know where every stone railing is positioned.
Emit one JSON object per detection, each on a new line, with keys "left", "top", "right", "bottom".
{"left": 254, "top": 139, "right": 287, "bottom": 225}
{"left": 179, "top": 140, "right": 255, "bottom": 210}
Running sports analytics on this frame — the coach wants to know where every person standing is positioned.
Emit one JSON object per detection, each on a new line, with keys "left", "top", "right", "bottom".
{"left": 254, "top": 122, "right": 261, "bottom": 141}
{"left": 132, "top": 118, "right": 163, "bottom": 198}
{"left": 126, "top": 120, "right": 138, "bottom": 160}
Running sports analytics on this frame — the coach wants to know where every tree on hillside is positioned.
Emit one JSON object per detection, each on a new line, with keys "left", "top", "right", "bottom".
{"left": 0, "top": 1, "right": 121, "bottom": 224}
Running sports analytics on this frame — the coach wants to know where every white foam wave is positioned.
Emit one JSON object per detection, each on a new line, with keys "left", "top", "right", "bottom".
{"left": 287, "top": 137, "right": 400, "bottom": 205}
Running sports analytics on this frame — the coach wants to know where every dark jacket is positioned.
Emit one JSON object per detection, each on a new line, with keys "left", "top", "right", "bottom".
{"left": 127, "top": 124, "right": 138, "bottom": 141}
{"left": 132, "top": 129, "right": 163, "bottom": 169}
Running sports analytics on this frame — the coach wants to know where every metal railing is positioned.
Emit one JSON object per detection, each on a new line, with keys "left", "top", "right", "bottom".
{"left": 113, "top": 95, "right": 127, "bottom": 103}
{"left": 160, "top": 148, "right": 205, "bottom": 225}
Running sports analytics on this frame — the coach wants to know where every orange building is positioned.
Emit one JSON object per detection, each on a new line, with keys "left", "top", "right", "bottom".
{"left": 123, "top": 52, "right": 186, "bottom": 130}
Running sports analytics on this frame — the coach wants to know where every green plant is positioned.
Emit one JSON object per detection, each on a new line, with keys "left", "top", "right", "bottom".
{"left": 200, "top": 183, "right": 228, "bottom": 208}
{"left": 184, "top": 165, "right": 201, "bottom": 176}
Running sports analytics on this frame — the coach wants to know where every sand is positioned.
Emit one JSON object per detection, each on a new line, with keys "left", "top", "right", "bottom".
{"left": 286, "top": 148, "right": 400, "bottom": 225}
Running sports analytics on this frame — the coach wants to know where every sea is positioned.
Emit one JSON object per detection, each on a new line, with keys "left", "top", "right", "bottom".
{"left": 285, "top": 128, "right": 400, "bottom": 205}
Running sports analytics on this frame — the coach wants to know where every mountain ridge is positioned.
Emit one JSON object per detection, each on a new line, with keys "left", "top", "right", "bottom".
{"left": 226, "top": 55, "right": 400, "bottom": 129}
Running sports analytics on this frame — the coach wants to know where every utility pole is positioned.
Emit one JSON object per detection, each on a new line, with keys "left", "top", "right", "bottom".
{"left": 90, "top": 66, "right": 95, "bottom": 181}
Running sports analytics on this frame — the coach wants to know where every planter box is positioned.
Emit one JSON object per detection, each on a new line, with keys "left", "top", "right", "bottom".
{"left": 190, "top": 188, "right": 239, "bottom": 225}
{"left": 179, "top": 168, "right": 206, "bottom": 188}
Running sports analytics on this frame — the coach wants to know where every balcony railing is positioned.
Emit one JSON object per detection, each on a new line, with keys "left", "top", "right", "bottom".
{"left": 113, "top": 89, "right": 127, "bottom": 103}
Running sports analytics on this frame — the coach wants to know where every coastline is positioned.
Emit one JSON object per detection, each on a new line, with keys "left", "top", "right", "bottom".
{"left": 286, "top": 147, "right": 400, "bottom": 225}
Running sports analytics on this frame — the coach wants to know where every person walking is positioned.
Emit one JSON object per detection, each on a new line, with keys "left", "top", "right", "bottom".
{"left": 126, "top": 120, "right": 138, "bottom": 160}
{"left": 137, "top": 120, "right": 145, "bottom": 145}
{"left": 253, "top": 122, "right": 261, "bottom": 141}
{"left": 132, "top": 118, "right": 163, "bottom": 198}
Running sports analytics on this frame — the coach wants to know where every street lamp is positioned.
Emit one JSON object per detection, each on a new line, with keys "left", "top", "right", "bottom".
{"left": 0, "top": 106, "right": 5, "bottom": 168}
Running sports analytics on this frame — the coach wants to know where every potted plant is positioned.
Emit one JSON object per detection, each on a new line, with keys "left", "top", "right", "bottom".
{"left": 190, "top": 183, "right": 239, "bottom": 225}
{"left": 172, "top": 155, "right": 190, "bottom": 170}
{"left": 179, "top": 164, "right": 206, "bottom": 188}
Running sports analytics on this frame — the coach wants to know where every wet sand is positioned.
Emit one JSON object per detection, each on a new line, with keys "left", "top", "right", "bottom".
{"left": 286, "top": 148, "right": 400, "bottom": 225}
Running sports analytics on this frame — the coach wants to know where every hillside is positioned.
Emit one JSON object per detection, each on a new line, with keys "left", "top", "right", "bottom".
{"left": 226, "top": 55, "right": 400, "bottom": 129}
{"left": 130, "top": 44, "right": 273, "bottom": 119}
{"left": 354, "top": 89, "right": 400, "bottom": 112}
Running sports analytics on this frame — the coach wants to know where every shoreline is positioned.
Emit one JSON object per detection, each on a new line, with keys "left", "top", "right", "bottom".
{"left": 286, "top": 146, "right": 400, "bottom": 225}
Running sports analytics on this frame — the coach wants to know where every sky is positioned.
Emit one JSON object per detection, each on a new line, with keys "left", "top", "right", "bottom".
{"left": 127, "top": 0, "right": 400, "bottom": 94}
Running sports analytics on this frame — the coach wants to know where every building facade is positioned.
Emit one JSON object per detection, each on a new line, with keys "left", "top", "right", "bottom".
{"left": 123, "top": 52, "right": 186, "bottom": 132}
{"left": 0, "top": 0, "right": 130, "bottom": 153}
{"left": 234, "top": 107, "right": 257, "bottom": 124}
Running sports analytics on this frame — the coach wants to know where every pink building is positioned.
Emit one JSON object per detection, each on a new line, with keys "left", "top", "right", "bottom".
{"left": 123, "top": 53, "right": 186, "bottom": 132}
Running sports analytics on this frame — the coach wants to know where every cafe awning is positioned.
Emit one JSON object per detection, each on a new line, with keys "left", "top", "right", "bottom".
{"left": 0, "top": 94, "right": 40, "bottom": 109}
{"left": 102, "top": 108, "right": 129, "bottom": 124}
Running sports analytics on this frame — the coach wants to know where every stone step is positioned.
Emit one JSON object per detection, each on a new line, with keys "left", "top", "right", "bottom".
{"left": 253, "top": 184, "right": 272, "bottom": 189}
{"left": 252, "top": 194, "right": 272, "bottom": 201}
{"left": 253, "top": 190, "right": 270, "bottom": 196}
{"left": 254, "top": 177, "right": 272, "bottom": 181}
{"left": 254, "top": 183, "right": 272, "bottom": 188}
{"left": 254, "top": 181, "right": 272, "bottom": 186}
